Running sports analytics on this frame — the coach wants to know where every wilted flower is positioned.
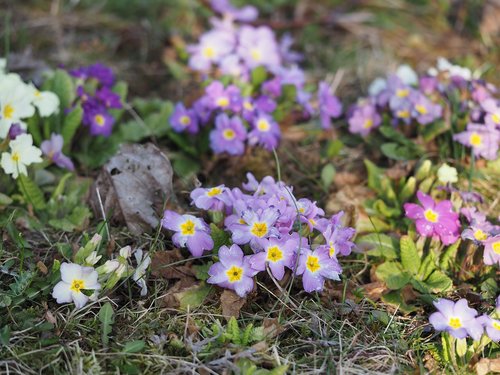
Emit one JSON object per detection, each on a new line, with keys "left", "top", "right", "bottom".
{"left": 133, "top": 249, "right": 151, "bottom": 296}
{"left": 207, "top": 244, "right": 258, "bottom": 297}
{"left": 161, "top": 211, "right": 214, "bottom": 257}
{"left": 404, "top": 191, "right": 460, "bottom": 245}
{"left": 52, "top": 263, "right": 101, "bottom": 309}
{"left": 429, "top": 298, "right": 483, "bottom": 340}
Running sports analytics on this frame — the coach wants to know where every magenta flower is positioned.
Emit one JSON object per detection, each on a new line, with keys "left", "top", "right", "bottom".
{"left": 404, "top": 191, "right": 460, "bottom": 245}
{"left": 209, "top": 114, "right": 247, "bottom": 155}
{"left": 478, "top": 315, "right": 500, "bottom": 342}
{"left": 348, "top": 102, "right": 381, "bottom": 136}
{"left": 483, "top": 235, "right": 500, "bottom": 266}
{"left": 318, "top": 81, "right": 342, "bottom": 129}
{"left": 453, "top": 123, "right": 500, "bottom": 160}
{"left": 95, "top": 87, "right": 122, "bottom": 109}
{"left": 248, "top": 236, "right": 297, "bottom": 280}
{"left": 247, "top": 112, "right": 281, "bottom": 151}
{"left": 190, "top": 185, "right": 227, "bottom": 211}
{"left": 429, "top": 298, "right": 484, "bottom": 340}
{"left": 207, "top": 244, "right": 258, "bottom": 297}
{"left": 161, "top": 211, "right": 214, "bottom": 257}
{"left": 170, "top": 103, "right": 199, "bottom": 134}
{"left": 296, "top": 247, "right": 342, "bottom": 293}
{"left": 41, "top": 133, "right": 75, "bottom": 171}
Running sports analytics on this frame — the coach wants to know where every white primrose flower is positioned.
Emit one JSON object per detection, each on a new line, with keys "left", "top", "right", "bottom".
{"left": 119, "top": 246, "right": 132, "bottom": 259}
{"left": 437, "top": 163, "right": 458, "bottom": 184}
{"left": 85, "top": 251, "right": 102, "bottom": 266}
{"left": 1, "top": 133, "right": 42, "bottom": 178}
{"left": 52, "top": 263, "right": 101, "bottom": 309}
{"left": 133, "top": 249, "right": 151, "bottom": 296}
{"left": 428, "top": 57, "right": 472, "bottom": 81}
{"left": 28, "top": 83, "right": 60, "bottom": 117}
{"left": 0, "top": 73, "right": 35, "bottom": 138}
{"left": 99, "top": 260, "right": 120, "bottom": 274}
{"left": 396, "top": 64, "right": 418, "bottom": 86}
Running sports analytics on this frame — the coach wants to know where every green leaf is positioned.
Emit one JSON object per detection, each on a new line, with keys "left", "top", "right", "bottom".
{"left": 356, "top": 215, "right": 391, "bottom": 233}
{"left": 0, "top": 325, "right": 11, "bottom": 346}
{"left": 381, "top": 143, "right": 413, "bottom": 161}
{"left": 210, "top": 223, "right": 231, "bottom": 251}
{"left": 61, "top": 105, "right": 83, "bottom": 152}
{"left": 228, "top": 317, "right": 241, "bottom": 345}
{"left": 357, "top": 233, "right": 398, "bottom": 260}
{"left": 17, "top": 174, "right": 46, "bottom": 210}
{"left": 375, "top": 262, "right": 411, "bottom": 290}
{"left": 172, "top": 155, "right": 200, "bottom": 178}
{"left": 381, "top": 290, "right": 417, "bottom": 313}
{"left": 48, "top": 69, "right": 75, "bottom": 110}
{"left": 400, "top": 235, "right": 421, "bottom": 275}
{"left": 98, "top": 302, "right": 115, "bottom": 347}
{"left": 320, "top": 163, "right": 336, "bottom": 190}
{"left": 251, "top": 66, "right": 268, "bottom": 87}
{"left": 177, "top": 284, "right": 211, "bottom": 311}
{"left": 372, "top": 199, "right": 401, "bottom": 218}
{"left": 326, "top": 139, "right": 343, "bottom": 158}
{"left": 439, "top": 240, "right": 461, "bottom": 270}
{"left": 418, "top": 252, "right": 436, "bottom": 280}
{"left": 193, "top": 263, "right": 212, "bottom": 281}
{"left": 241, "top": 323, "right": 254, "bottom": 346}
{"left": 0, "top": 193, "right": 13, "bottom": 206}
{"left": 424, "top": 270, "right": 453, "bottom": 293}
{"left": 122, "top": 340, "right": 145, "bottom": 353}
{"left": 421, "top": 120, "right": 449, "bottom": 142}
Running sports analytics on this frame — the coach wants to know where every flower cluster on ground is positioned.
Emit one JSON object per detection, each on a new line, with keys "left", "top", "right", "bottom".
{"left": 161, "top": 173, "right": 355, "bottom": 296}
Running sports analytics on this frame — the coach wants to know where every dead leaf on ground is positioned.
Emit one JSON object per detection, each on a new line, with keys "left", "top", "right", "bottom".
{"left": 262, "top": 318, "right": 284, "bottom": 339}
{"left": 162, "top": 278, "right": 202, "bottom": 310}
{"left": 152, "top": 249, "right": 194, "bottom": 280}
{"left": 334, "top": 172, "right": 363, "bottom": 186}
{"left": 90, "top": 143, "right": 174, "bottom": 235}
{"left": 220, "top": 289, "right": 246, "bottom": 319}
{"left": 361, "top": 281, "right": 387, "bottom": 301}
{"left": 476, "top": 357, "right": 500, "bottom": 375}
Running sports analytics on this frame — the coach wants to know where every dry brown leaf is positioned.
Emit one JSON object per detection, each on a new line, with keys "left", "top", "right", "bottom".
{"left": 152, "top": 249, "right": 194, "bottom": 280}
{"left": 220, "top": 289, "right": 246, "bottom": 319}
{"left": 162, "top": 278, "right": 198, "bottom": 309}
{"left": 362, "top": 281, "right": 387, "bottom": 301}
{"left": 44, "top": 310, "right": 57, "bottom": 325}
{"left": 36, "top": 261, "right": 48, "bottom": 275}
{"left": 476, "top": 357, "right": 500, "bottom": 375}
{"left": 90, "top": 143, "right": 173, "bottom": 235}
{"left": 334, "top": 172, "right": 363, "bottom": 186}
{"left": 262, "top": 318, "right": 284, "bottom": 339}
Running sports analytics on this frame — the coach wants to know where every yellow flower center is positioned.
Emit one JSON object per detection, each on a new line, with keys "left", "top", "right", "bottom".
{"left": 250, "top": 48, "right": 262, "bottom": 62}
{"left": 397, "top": 110, "right": 410, "bottom": 118}
{"left": 243, "top": 101, "right": 254, "bottom": 111}
{"left": 94, "top": 114, "right": 105, "bottom": 126}
{"left": 396, "top": 89, "right": 409, "bottom": 98}
{"left": 238, "top": 218, "right": 246, "bottom": 224}
{"left": 202, "top": 46, "right": 215, "bottom": 59}
{"left": 3, "top": 104, "right": 14, "bottom": 119}
{"left": 179, "top": 115, "right": 191, "bottom": 126}
{"left": 34, "top": 90, "right": 41, "bottom": 98}
{"left": 257, "top": 119, "right": 270, "bottom": 132}
{"left": 226, "top": 265, "right": 243, "bottom": 283}
{"left": 363, "top": 119, "right": 373, "bottom": 129}
{"left": 308, "top": 218, "right": 316, "bottom": 226}
{"left": 491, "top": 113, "right": 500, "bottom": 124}
{"left": 448, "top": 317, "right": 462, "bottom": 329}
{"left": 424, "top": 209, "right": 439, "bottom": 223}
{"left": 216, "top": 97, "right": 229, "bottom": 108}
{"left": 11, "top": 152, "right": 20, "bottom": 162}
{"left": 469, "top": 133, "right": 482, "bottom": 147}
{"left": 473, "top": 229, "right": 488, "bottom": 241}
{"left": 250, "top": 222, "right": 268, "bottom": 238}
{"left": 207, "top": 187, "right": 222, "bottom": 197}
{"left": 493, "top": 241, "right": 500, "bottom": 255}
{"left": 329, "top": 241, "right": 335, "bottom": 257}
{"left": 298, "top": 207, "right": 305, "bottom": 214}
{"left": 222, "top": 128, "right": 235, "bottom": 140}
{"left": 415, "top": 104, "right": 428, "bottom": 115}
{"left": 70, "top": 279, "right": 85, "bottom": 293}
{"left": 306, "top": 255, "right": 321, "bottom": 273}
{"left": 266, "top": 246, "right": 283, "bottom": 263}
{"left": 493, "top": 321, "right": 500, "bottom": 330}
{"left": 180, "top": 220, "right": 195, "bottom": 236}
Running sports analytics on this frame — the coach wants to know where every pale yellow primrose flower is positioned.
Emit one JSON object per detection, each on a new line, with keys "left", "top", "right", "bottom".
{"left": 1, "top": 134, "right": 42, "bottom": 178}
{"left": 437, "top": 163, "right": 458, "bottom": 184}
{"left": 52, "top": 263, "right": 101, "bottom": 309}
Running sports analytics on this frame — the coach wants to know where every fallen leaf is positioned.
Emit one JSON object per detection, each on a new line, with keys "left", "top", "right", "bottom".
{"left": 162, "top": 278, "right": 210, "bottom": 311}
{"left": 220, "top": 289, "right": 246, "bottom": 319}
{"left": 91, "top": 143, "right": 173, "bottom": 235}
{"left": 476, "top": 357, "right": 500, "bottom": 375}
{"left": 262, "top": 318, "right": 284, "bottom": 339}
{"left": 334, "top": 172, "right": 362, "bottom": 186}
{"left": 152, "top": 249, "right": 194, "bottom": 280}
{"left": 44, "top": 310, "right": 57, "bottom": 325}
{"left": 36, "top": 261, "right": 48, "bottom": 275}
{"left": 362, "top": 281, "right": 387, "bottom": 301}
